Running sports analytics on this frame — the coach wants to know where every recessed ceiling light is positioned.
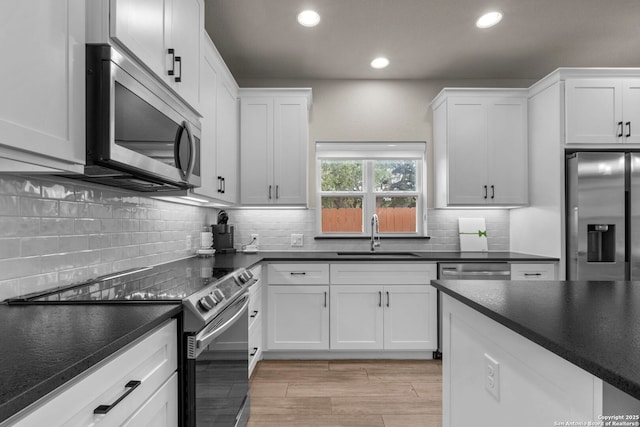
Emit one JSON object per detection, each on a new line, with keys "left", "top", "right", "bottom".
{"left": 370, "top": 57, "right": 390, "bottom": 69}
{"left": 297, "top": 10, "right": 320, "bottom": 27}
{"left": 476, "top": 11, "right": 503, "bottom": 28}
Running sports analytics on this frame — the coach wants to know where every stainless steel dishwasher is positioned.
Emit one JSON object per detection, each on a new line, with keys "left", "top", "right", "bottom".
{"left": 434, "top": 263, "right": 511, "bottom": 358}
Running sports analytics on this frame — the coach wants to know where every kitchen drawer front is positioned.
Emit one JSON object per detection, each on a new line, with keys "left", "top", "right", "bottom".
{"left": 330, "top": 263, "right": 437, "bottom": 285}
{"left": 510, "top": 263, "right": 557, "bottom": 280}
{"left": 121, "top": 372, "right": 178, "bottom": 426}
{"left": 268, "top": 263, "right": 330, "bottom": 284}
{"left": 248, "top": 320, "right": 263, "bottom": 378}
{"left": 10, "top": 319, "right": 177, "bottom": 427}
{"left": 249, "top": 284, "right": 263, "bottom": 330}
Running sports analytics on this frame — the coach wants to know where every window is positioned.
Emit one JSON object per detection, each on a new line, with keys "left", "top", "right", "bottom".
{"left": 316, "top": 142, "right": 426, "bottom": 236}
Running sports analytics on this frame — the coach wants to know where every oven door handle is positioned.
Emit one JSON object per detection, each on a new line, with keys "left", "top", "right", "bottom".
{"left": 194, "top": 293, "right": 249, "bottom": 353}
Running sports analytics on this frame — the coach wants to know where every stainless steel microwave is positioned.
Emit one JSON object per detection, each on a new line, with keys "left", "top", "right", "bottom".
{"left": 76, "top": 44, "right": 201, "bottom": 192}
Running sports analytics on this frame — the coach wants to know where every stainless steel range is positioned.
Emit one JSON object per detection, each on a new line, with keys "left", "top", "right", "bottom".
{"left": 6, "top": 257, "right": 257, "bottom": 427}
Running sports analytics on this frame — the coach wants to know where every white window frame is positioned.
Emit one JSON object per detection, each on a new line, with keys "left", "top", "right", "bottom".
{"left": 316, "top": 142, "right": 427, "bottom": 237}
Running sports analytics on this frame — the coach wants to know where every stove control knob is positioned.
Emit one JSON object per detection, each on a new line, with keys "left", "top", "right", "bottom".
{"left": 238, "top": 270, "right": 254, "bottom": 284}
{"left": 198, "top": 295, "right": 216, "bottom": 312}
{"left": 213, "top": 288, "right": 225, "bottom": 301}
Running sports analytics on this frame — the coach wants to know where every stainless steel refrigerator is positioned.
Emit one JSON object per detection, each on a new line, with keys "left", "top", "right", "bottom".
{"left": 566, "top": 151, "right": 640, "bottom": 280}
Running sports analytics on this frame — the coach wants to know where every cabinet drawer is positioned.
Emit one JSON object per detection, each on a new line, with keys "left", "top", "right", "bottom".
{"left": 268, "top": 263, "right": 329, "bottom": 284}
{"left": 249, "top": 284, "right": 263, "bottom": 330}
{"left": 330, "top": 263, "right": 437, "bottom": 285}
{"left": 510, "top": 263, "right": 557, "bottom": 280}
{"left": 11, "top": 320, "right": 177, "bottom": 427}
{"left": 249, "top": 321, "right": 263, "bottom": 378}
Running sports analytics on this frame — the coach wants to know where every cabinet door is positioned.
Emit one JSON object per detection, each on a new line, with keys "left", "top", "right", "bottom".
{"left": 330, "top": 285, "right": 384, "bottom": 350}
{"left": 565, "top": 79, "right": 623, "bottom": 144}
{"left": 0, "top": 0, "right": 85, "bottom": 171}
{"left": 623, "top": 79, "right": 640, "bottom": 144}
{"left": 383, "top": 285, "right": 437, "bottom": 350}
{"left": 167, "top": 0, "right": 202, "bottom": 108}
{"left": 267, "top": 285, "right": 329, "bottom": 350}
{"left": 216, "top": 78, "right": 239, "bottom": 203}
{"left": 488, "top": 98, "right": 528, "bottom": 204}
{"left": 241, "top": 97, "right": 274, "bottom": 204}
{"left": 111, "top": 0, "right": 166, "bottom": 79}
{"left": 122, "top": 373, "right": 178, "bottom": 427}
{"left": 273, "top": 97, "right": 308, "bottom": 205}
{"left": 194, "top": 41, "right": 219, "bottom": 198}
{"left": 446, "top": 98, "right": 489, "bottom": 205}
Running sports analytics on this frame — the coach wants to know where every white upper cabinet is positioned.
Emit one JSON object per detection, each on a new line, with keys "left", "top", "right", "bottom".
{"left": 239, "top": 89, "right": 311, "bottom": 206}
{"left": 565, "top": 78, "right": 640, "bottom": 144}
{"left": 110, "top": 0, "right": 203, "bottom": 110}
{"left": 432, "top": 89, "right": 528, "bottom": 207}
{"left": 0, "top": 0, "right": 85, "bottom": 173}
{"left": 192, "top": 34, "right": 238, "bottom": 203}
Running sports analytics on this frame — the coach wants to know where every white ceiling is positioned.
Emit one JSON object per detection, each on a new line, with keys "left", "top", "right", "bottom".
{"left": 204, "top": 0, "right": 640, "bottom": 81}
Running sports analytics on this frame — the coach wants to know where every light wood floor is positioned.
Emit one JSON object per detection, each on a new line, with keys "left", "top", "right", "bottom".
{"left": 247, "top": 359, "right": 442, "bottom": 427}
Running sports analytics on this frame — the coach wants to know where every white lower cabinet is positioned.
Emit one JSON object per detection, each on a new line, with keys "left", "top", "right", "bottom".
{"left": 265, "top": 262, "right": 438, "bottom": 354}
{"left": 330, "top": 285, "right": 384, "bottom": 350}
{"left": 267, "top": 285, "right": 329, "bottom": 350}
{"left": 121, "top": 373, "right": 178, "bottom": 427}
{"left": 8, "top": 320, "right": 178, "bottom": 427}
{"left": 330, "top": 285, "right": 437, "bottom": 351}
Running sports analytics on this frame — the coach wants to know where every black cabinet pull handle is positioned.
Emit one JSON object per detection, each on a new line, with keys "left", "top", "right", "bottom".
{"left": 250, "top": 347, "right": 258, "bottom": 357}
{"left": 221, "top": 177, "right": 226, "bottom": 194}
{"left": 168, "top": 49, "right": 175, "bottom": 76}
{"left": 626, "top": 121, "right": 632, "bottom": 138}
{"left": 250, "top": 310, "right": 259, "bottom": 318}
{"left": 174, "top": 56, "right": 182, "bottom": 82}
{"left": 483, "top": 185, "right": 488, "bottom": 199}
{"left": 491, "top": 185, "right": 495, "bottom": 199}
{"left": 268, "top": 185, "right": 272, "bottom": 199}
{"left": 94, "top": 380, "right": 141, "bottom": 414}
{"left": 386, "top": 291, "right": 390, "bottom": 307}
{"left": 618, "top": 121, "right": 624, "bottom": 137}
{"left": 324, "top": 291, "right": 327, "bottom": 307}
{"left": 290, "top": 272, "right": 307, "bottom": 276}
{"left": 524, "top": 273, "right": 542, "bottom": 277}
{"left": 378, "top": 291, "right": 382, "bottom": 307}
{"left": 217, "top": 176, "right": 223, "bottom": 193}
{"left": 276, "top": 185, "right": 279, "bottom": 199}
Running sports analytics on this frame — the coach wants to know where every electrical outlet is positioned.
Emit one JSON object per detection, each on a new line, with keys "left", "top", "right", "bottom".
{"left": 185, "top": 234, "right": 192, "bottom": 250}
{"left": 250, "top": 234, "right": 260, "bottom": 247}
{"left": 291, "top": 234, "right": 304, "bottom": 247}
{"left": 484, "top": 353, "right": 500, "bottom": 401}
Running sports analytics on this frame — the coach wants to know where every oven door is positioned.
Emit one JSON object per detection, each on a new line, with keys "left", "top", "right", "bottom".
{"left": 86, "top": 44, "right": 201, "bottom": 190}
{"left": 184, "top": 293, "right": 250, "bottom": 427}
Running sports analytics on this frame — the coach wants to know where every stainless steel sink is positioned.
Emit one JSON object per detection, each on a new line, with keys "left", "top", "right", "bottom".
{"left": 336, "top": 251, "right": 420, "bottom": 257}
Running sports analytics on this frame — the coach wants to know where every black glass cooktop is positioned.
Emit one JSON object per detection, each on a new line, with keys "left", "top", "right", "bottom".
{"left": 11, "top": 258, "right": 235, "bottom": 303}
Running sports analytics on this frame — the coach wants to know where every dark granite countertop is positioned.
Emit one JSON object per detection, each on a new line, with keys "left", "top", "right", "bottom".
{"left": 0, "top": 303, "right": 181, "bottom": 424}
{"left": 219, "top": 250, "right": 558, "bottom": 265}
{"left": 431, "top": 279, "right": 640, "bottom": 401}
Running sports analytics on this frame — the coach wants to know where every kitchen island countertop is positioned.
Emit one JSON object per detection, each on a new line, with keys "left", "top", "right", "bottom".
{"left": 431, "top": 279, "right": 640, "bottom": 401}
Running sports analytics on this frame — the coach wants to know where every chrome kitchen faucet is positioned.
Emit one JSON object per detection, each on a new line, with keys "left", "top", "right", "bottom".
{"left": 371, "top": 214, "right": 381, "bottom": 252}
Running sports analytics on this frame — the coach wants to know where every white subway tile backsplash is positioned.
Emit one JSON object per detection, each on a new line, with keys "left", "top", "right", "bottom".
{"left": 0, "top": 174, "right": 211, "bottom": 299}
{"left": 228, "top": 207, "right": 509, "bottom": 252}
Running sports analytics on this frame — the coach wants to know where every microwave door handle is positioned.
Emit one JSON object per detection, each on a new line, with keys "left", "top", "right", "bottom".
{"left": 183, "top": 121, "right": 196, "bottom": 181}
